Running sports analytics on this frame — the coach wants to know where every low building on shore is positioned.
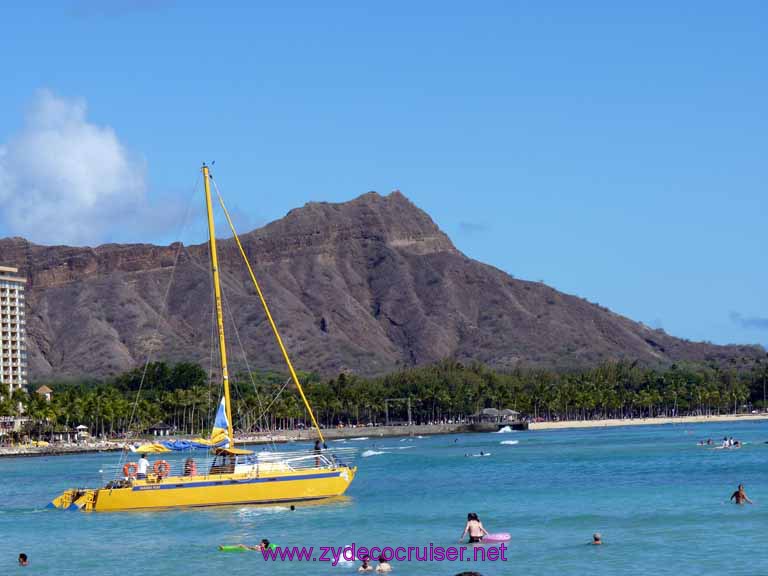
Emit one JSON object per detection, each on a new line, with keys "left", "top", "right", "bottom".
{"left": 148, "top": 423, "right": 172, "bottom": 437}
{"left": 468, "top": 407, "right": 527, "bottom": 430}
{"left": 36, "top": 385, "right": 53, "bottom": 402}
{"left": 469, "top": 407, "right": 523, "bottom": 424}
{"left": 0, "top": 416, "right": 30, "bottom": 439}
{"left": 75, "top": 425, "right": 90, "bottom": 441}
{"left": 49, "top": 426, "right": 75, "bottom": 443}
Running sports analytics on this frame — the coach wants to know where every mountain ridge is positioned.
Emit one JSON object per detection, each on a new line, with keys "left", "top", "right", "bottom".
{"left": 0, "top": 191, "right": 762, "bottom": 382}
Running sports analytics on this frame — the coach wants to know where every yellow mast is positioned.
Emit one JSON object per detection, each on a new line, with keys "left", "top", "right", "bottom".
{"left": 202, "top": 164, "right": 234, "bottom": 445}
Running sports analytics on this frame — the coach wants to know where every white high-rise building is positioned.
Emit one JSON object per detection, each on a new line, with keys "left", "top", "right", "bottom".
{"left": 0, "top": 266, "right": 27, "bottom": 395}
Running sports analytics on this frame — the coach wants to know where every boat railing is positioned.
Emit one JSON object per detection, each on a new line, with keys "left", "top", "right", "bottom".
{"left": 252, "top": 447, "right": 358, "bottom": 472}
{"left": 106, "top": 447, "right": 358, "bottom": 482}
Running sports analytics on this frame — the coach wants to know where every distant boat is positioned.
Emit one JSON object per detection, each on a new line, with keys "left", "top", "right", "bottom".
{"left": 49, "top": 164, "right": 356, "bottom": 512}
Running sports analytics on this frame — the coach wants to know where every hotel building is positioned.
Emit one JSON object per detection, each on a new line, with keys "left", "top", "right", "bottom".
{"left": 0, "top": 266, "right": 27, "bottom": 395}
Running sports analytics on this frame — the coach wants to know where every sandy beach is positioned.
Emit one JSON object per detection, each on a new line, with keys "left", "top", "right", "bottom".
{"left": 529, "top": 413, "right": 768, "bottom": 431}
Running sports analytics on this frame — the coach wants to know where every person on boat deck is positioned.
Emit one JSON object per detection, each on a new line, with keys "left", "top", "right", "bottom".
{"left": 460, "top": 512, "right": 489, "bottom": 543}
{"left": 314, "top": 439, "right": 322, "bottom": 466}
{"left": 358, "top": 556, "right": 373, "bottom": 572}
{"left": 730, "top": 484, "right": 753, "bottom": 505}
{"left": 314, "top": 439, "right": 327, "bottom": 466}
{"left": 591, "top": 532, "right": 603, "bottom": 545}
{"left": 137, "top": 454, "right": 150, "bottom": 479}
{"left": 184, "top": 457, "right": 197, "bottom": 476}
{"left": 375, "top": 555, "right": 392, "bottom": 573}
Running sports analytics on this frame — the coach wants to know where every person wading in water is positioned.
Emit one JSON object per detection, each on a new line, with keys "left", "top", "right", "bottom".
{"left": 730, "top": 484, "right": 753, "bottom": 505}
{"left": 460, "top": 512, "right": 489, "bottom": 543}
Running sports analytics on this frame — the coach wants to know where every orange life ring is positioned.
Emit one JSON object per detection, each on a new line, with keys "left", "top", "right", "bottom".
{"left": 123, "top": 462, "right": 138, "bottom": 478}
{"left": 154, "top": 460, "right": 171, "bottom": 478}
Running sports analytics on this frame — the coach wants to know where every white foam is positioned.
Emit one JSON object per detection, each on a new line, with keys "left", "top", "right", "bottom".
{"left": 361, "top": 450, "right": 385, "bottom": 458}
{"left": 236, "top": 506, "right": 289, "bottom": 517}
{"left": 495, "top": 426, "right": 514, "bottom": 433}
{"left": 334, "top": 545, "right": 360, "bottom": 566}
{"left": 500, "top": 440, "right": 519, "bottom": 445}
{"left": 349, "top": 437, "right": 369, "bottom": 441}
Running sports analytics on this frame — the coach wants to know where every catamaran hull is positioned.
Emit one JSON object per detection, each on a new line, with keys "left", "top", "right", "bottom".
{"left": 50, "top": 466, "right": 356, "bottom": 512}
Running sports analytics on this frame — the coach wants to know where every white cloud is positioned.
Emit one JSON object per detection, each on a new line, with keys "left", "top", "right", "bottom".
{"left": 0, "top": 90, "right": 151, "bottom": 245}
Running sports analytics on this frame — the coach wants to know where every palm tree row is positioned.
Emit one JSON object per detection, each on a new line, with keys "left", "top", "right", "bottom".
{"left": 2, "top": 357, "right": 766, "bottom": 437}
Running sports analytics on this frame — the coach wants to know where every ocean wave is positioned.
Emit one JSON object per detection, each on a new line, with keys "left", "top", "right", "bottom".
{"left": 236, "top": 506, "right": 290, "bottom": 517}
{"left": 361, "top": 450, "right": 385, "bottom": 458}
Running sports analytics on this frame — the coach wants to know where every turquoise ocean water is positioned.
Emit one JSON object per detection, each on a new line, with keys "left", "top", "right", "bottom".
{"left": 1, "top": 421, "right": 766, "bottom": 575}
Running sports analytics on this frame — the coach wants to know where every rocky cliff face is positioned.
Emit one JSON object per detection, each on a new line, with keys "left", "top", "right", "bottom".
{"left": 0, "top": 191, "right": 761, "bottom": 381}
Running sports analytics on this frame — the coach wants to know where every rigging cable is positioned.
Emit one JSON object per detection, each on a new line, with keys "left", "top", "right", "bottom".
{"left": 115, "top": 174, "right": 200, "bottom": 474}
{"left": 210, "top": 174, "right": 326, "bottom": 443}
{"left": 179, "top": 238, "right": 220, "bottom": 440}
{"left": 219, "top": 278, "right": 272, "bottom": 443}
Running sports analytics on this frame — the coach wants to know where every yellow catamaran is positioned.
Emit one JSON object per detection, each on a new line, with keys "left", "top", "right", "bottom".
{"left": 50, "top": 164, "right": 356, "bottom": 512}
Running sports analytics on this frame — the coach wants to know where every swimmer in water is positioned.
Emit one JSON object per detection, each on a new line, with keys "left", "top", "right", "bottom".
{"left": 730, "top": 484, "right": 753, "bottom": 505}
{"left": 375, "top": 554, "right": 392, "bottom": 573}
{"left": 358, "top": 556, "right": 373, "bottom": 572}
{"left": 591, "top": 532, "right": 602, "bottom": 545}
{"left": 220, "top": 538, "right": 276, "bottom": 551}
{"left": 460, "top": 512, "right": 489, "bottom": 543}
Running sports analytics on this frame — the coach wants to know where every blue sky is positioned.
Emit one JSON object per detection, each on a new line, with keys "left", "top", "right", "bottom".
{"left": 0, "top": 1, "right": 765, "bottom": 348}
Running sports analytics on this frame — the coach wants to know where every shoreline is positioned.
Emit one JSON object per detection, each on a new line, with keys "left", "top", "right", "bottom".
{"left": 2, "top": 414, "right": 766, "bottom": 458}
{"left": 529, "top": 413, "right": 768, "bottom": 431}
{"left": 0, "top": 423, "right": 469, "bottom": 458}
{"left": 237, "top": 422, "right": 468, "bottom": 444}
